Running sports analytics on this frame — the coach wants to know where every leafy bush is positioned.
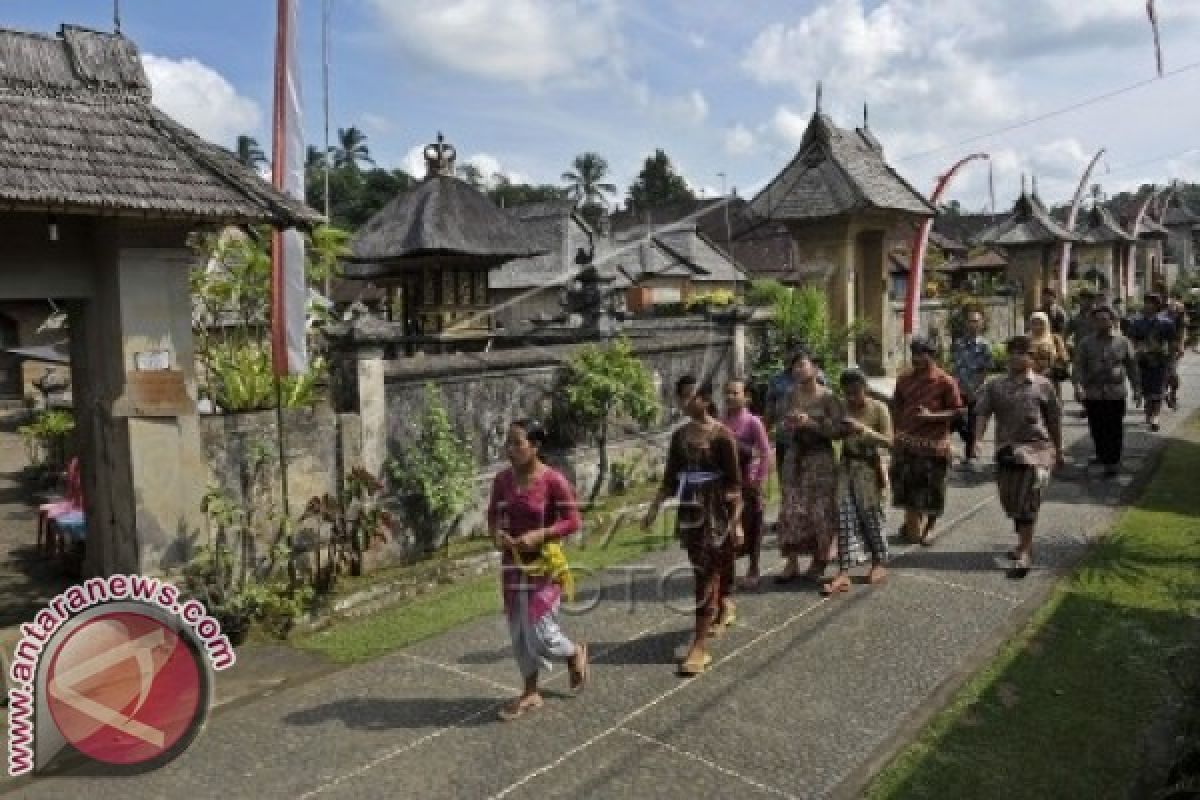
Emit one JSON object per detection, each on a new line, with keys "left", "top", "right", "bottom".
{"left": 685, "top": 289, "right": 735, "bottom": 311}
{"left": 302, "top": 467, "right": 392, "bottom": 589}
{"left": 748, "top": 280, "right": 860, "bottom": 393}
{"left": 388, "top": 384, "right": 476, "bottom": 554}
{"left": 187, "top": 485, "right": 312, "bottom": 639}
{"left": 18, "top": 409, "right": 75, "bottom": 468}
{"left": 556, "top": 337, "right": 660, "bottom": 502}
{"left": 207, "top": 342, "right": 324, "bottom": 412}
{"left": 990, "top": 342, "right": 1008, "bottom": 373}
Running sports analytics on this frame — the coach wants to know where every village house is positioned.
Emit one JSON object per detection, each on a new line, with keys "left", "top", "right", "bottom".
{"left": 0, "top": 23, "right": 318, "bottom": 576}
{"left": 1074, "top": 204, "right": 1136, "bottom": 294}
{"left": 1161, "top": 202, "right": 1200, "bottom": 274}
{"left": 487, "top": 199, "right": 598, "bottom": 330}
{"left": 747, "top": 103, "right": 936, "bottom": 373}
{"left": 975, "top": 185, "right": 1081, "bottom": 312}
{"left": 603, "top": 222, "right": 746, "bottom": 313}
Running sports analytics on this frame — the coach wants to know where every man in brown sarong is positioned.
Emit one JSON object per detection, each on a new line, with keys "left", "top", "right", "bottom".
{"left": 889, "top": 336, "right": 963, "bottom": 545}
{"left": 973, "top": 335, "right": 1063, "bottom": 574}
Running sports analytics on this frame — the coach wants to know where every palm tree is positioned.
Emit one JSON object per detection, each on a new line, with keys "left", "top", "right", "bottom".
{"left": 235, "top": 135, "right": 267, "bottom": 170}
{"left": 332, "top": 126, "right": 375, "bottom": 170}
{"left": 305, "top": 145, "right": 328, "bottom": 171}
{"left": 562, "top": 152, "right": 618, "bottom": 209}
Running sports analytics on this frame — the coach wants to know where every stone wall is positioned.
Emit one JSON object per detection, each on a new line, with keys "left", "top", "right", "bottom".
{"left": 198, "top": 406, "right": 348, "bottom": 524}
{"left": 887, "top": 295, "right": 1024, "bottom": 366}
{"left": 382, "top": 329, "right": 734, "bottom": 468}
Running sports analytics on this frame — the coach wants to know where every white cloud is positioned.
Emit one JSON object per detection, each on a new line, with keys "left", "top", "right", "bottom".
{"left": 143, "top": 54, "right": 262, "bottom": 147}
{"left": 770, "top": 106, "right": 809, "bottom": 146}
{"left": 360, "top": 113, "right": 397, "bottom": 136}
{"left": 366, "top": 0, "right": 624, "bottom": 86}
{"left": 723, "top": 124, "right": 756, "bottom": 157}
{"left": 688, "top": 32, "right": 708, "bottom": 49}
{"left": 629, "top": 85, "right": 709, "bottom": 125}
{"left": 742, "top": 0, "right": 1024, "bottom": 133}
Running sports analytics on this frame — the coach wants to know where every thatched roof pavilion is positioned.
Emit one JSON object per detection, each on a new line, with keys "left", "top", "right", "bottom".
{"left": 344, "top": 135, "right": 541, "bottom": 276}
{"left": 0, "top": 24, "right": 318, "bottom": 226}
{"left": 343, "top": 135, "right": 544, "bottom": 339}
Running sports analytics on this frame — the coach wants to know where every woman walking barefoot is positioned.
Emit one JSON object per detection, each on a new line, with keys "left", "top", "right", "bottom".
{"left": 775, "top": 351, "right": 842, "bottom": 583}
{"left": 488, "top": 419, "right": 589, "bottom": 720}
{"left": 643, "top": 377, "right": 742, "bottom": 677}
{"left": 823, "top": 369, "right": 893, "bottom": 596}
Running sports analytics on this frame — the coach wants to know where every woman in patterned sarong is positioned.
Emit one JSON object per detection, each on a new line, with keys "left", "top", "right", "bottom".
{"left": 776, "top": 351, "right": 843, "bottom": 583}
{"left": 644, "top": 376, "right": 742, "bottom": 677}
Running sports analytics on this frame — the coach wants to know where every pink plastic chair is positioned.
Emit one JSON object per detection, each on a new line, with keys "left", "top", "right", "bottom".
{"left": 37, "top": 457, "right": 82, "bottom": 555}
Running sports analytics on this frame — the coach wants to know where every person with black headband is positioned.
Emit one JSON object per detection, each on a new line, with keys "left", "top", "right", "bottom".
{"left": 644, "top": 376, "right": 742, "bottom": 677}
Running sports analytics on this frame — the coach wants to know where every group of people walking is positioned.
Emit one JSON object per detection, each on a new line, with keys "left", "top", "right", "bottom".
{"left": 484, "top": 285, "right": 1189, "bottom": 715}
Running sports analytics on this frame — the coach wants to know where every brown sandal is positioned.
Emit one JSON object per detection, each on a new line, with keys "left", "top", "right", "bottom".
{"left": 497, "top": 694, "right": 544, "bottom": 721}
{"left": 677, "top": 652, "right": 713, "bottom": 677}
{"left": 569, "top": 643, "right": 589, "bottom": 691}
{"left": 821, "top": 576, "right": 851, "bottom": 596}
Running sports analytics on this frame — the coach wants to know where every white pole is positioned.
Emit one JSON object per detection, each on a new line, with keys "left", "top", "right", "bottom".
{"left": 322, "top": 0, "right": 332, "bottom": 299}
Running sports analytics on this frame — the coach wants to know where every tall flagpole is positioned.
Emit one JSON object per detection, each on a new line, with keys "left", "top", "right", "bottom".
{"left": 1059, "top": 148, "right": 1106, "bottom": 295}
{"left": 271, "top": 0, "right": 293, "bottom": 530}
{"left": 322, "top": 0, "right": 332, "bottom": 297}
{"left": 903, "top": 153, "right": 990, "bottom": 336}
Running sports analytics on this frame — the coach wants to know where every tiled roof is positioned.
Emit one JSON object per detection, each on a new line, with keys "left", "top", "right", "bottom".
{"left": 1080, "top": 205, "right": 1135, "bottom": 244}
{"left": 749, "top": 112, "right": 934, "bottom": 221}
{"left": 975, "top": 192, "right": 1081, "bottom": 246}
{"left": 490, "top": 203, "right": 596, "bottom": 290}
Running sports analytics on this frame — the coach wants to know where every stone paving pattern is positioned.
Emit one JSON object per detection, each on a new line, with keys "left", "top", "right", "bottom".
{"left": 4, "top": 359, "right": 1198, "bottom": 799}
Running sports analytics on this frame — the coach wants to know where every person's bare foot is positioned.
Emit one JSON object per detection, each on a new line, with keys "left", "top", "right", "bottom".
{"left": 867, "top": 565, "right": 888, "bottom": 585}
{"left": 820, "top": 574, "right": 851, "bottom": 595}
{"left": 498, "top": 693, "right": 544, "bottom": 721}
{"left": 738, "top": 573, "right": 760, "bottom": 591}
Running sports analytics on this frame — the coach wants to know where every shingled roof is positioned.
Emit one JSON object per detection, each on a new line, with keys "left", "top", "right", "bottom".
{"left": 1080, "top": 205, "right": 1135, "bottom": 244}
{"left": 0, "top": 25, "right": 318, "bottom": 226}
{"left": 749, "top": 112, "right": 934, "bottom": 222}
{"left": 488, "top": 201, "right": 593, "bottom": 290}
{"left": 975, "top": 192, "right": 1081, "bottom": 247}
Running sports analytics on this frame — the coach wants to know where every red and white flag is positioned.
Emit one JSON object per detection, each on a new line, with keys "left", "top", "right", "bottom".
{"left": 271, "top": 0, "right": 308, "bottom": 376}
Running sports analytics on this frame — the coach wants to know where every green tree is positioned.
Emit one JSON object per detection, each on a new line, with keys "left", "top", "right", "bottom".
{"left": 305, "top": 145, "right": 328, "bottom": 171}
{"left": 235, "top": 135, "right": 267, "bottom": 170}
{"left": 557, "top": 337, "right": 661, "bottom": 504}
{"left": 488, "top": 180, "right": 570, "bottom": 209}
{"left": 388, "top": 384, "right": 476, "bottom": 555}
{"left": 746, "top": 280, "right": 859, "bottom": 389}
{"left": 626, "top": 149, "right": 695, "bottom": 212}
{"left": 332, "top": 126, "right": 374, "bottom": 170}
{"left": 562, "top": 152, "right": 617, "bottom": 210}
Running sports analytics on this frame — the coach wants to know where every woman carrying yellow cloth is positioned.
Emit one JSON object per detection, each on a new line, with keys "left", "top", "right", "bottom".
{"left": 488, "top": 418, "right": 589, "bottom": 721}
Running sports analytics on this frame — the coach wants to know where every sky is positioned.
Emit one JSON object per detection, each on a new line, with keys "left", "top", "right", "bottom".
{"left": 7, "top": 0, "right": 1200, "bottom": 213}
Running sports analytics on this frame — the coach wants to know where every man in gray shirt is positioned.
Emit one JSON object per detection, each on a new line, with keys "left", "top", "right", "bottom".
{"left": 1072, "top": 305, "right": 1141, "bottom": 477}
{"left": 974, "top": 334, "right": 1063, "bottom": 573}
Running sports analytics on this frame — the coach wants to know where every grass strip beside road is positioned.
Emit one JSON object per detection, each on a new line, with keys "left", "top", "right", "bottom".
{"left": 867, "top": 416, "right": 1200, "bottom": 800}
{"left": 294, "top": 489, "right": 685, "bottom": 664}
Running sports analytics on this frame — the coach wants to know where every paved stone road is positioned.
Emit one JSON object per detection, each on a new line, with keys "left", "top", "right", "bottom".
{"left": 6, "top": 359, "right": 1198, "bottom": 800}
